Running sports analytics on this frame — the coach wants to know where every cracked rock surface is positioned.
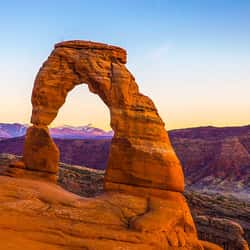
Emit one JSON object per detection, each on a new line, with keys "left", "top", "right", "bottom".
{"left": 0, "top": 175, "right": 221, "bottom": 250}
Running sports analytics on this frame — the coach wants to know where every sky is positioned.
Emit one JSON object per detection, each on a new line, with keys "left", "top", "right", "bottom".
{"left": 0, "top": 0, "right": 249, "bottom": 130}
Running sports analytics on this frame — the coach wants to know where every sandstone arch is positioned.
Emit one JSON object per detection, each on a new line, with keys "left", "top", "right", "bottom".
{"left": 4, "top": 40, "right": 223, "bottom": 249}
{"left": 23, "top": 40, "right": 184, "bottom": 193}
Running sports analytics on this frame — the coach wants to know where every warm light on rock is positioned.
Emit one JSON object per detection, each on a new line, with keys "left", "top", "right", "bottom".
{"left": 1, "top": 40, "right": 222, "bottom": 250}
{"left": 25, "top": 40, "right": 184, "bottom": 193}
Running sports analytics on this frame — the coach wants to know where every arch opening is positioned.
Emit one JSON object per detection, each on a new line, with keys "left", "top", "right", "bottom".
{"left": 51, "top": 84, "right": 111, "bottom": 131}
{"left": 49, "top": 84, "right": 112, "bottom": 170}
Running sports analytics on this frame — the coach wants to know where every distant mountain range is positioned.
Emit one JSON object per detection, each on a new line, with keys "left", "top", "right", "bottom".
{"left": 0, "top": 123, "right": 249, "bottom": 193}
{"left": 0, "top": 123, "right": 28, "bottom": 140}
{"left": 0, "top": 123, "right": 113, "bottom": 140}
{"left": 50, "top": 125, "right": 113, "bottom": 139}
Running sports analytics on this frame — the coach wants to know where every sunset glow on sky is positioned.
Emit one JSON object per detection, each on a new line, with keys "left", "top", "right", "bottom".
{"left": 0, "top": 0, "right": 249, "bottom": 130}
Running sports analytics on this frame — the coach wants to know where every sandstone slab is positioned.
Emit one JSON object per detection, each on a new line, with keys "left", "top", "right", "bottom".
{"left": 0, "top": 175, "right": 220, "bottom": 250}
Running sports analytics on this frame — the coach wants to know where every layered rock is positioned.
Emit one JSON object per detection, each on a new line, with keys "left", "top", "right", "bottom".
{"left": 185, "top": 190, "right": 250, "bottom": 247}
{"left": 58, "top": 160, "right": 250, "bottom": 249}
{"left": 0, "top": 174, "right": 222, "bottom": 250}
{"left": 2, "top": 40, "right": 221, "bottom": 249}
{"left": 196, "top": 216, "right": 249, "bottom": 250}
{"left": 169, "top": 126, "right": 250, "bottom": 193}
{"left": 59, "top": 162, "right": 105, "bottom": 197}
{"left": 23, "top": 40, "right": 184, "bottom": 192}
{"left": 23, "top": 126, "right": 59, "bottom": 174}
{"left": 1, "top": 154, "right": 249, "bottom": 249}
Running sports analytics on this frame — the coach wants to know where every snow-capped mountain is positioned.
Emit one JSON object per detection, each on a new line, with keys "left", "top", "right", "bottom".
{"left": 50, "top": 124, "right": 113, "bottom": 139}
{"left": 0, "top": 123, "right": 28, "bottom": 139}
{"left": 0, "top": 123, "right": 113, "bottom": 140}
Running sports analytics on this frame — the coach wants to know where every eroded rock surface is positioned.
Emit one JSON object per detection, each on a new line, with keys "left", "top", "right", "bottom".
{"left": 0, "top": 174, "right": 222, "bottom": 250}
{"left": 24, "top": 40, "right": 184, "bottom": 192}
{"left": 24, "top": 125, "right": 59, "bottom": 174}
{"left": 1, "top": 41, "right": 221, "bottom": 249}
{"left": 1, "top": 154, "right": 248, "bottom": 249}
{"left": 185, "top": 190, "right": 250, "bottom": 248}
{"left": 196, "top": 215, "right": 249, "bottom": 250}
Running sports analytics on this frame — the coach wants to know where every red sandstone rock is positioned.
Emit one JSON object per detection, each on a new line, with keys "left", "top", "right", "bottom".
{"left": 26, "top": 40, "right": 184, "bottom": 192}
{"left": 23, "top": 125, "right": 59, "bottom": 174}
{"left": 11, "top": 40, "right": 221, "bottom": 249}
{"left": 0, "top": 175, "right": 220, "bottom": 250}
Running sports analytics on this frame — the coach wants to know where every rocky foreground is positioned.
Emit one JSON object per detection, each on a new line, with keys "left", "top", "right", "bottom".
{"left": 0, "top": 154, "right": 248, "bottom": 249}
{"left": 186, "top": 191, "right": 250, "bottom": 249}
{"left": 0, "top": 155, "right": 222, "bottom": 250}
{"left": 0, "top": 175, "right": 200, "bottom": 250}
{"left": 58, "top": 158, "right": 250, "bottom": 250}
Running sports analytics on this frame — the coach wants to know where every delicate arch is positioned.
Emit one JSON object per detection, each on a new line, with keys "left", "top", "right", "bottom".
{"left": 23, "top": 40, "right": 184, "bottom": 192}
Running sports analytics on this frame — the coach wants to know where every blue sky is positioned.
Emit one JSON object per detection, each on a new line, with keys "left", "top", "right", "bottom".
{"left": 0, "top": 0, "right": 249, "bottom": 130}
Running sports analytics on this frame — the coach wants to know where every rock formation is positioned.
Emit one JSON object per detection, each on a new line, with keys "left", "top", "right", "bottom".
{"left": 185, "top": 190, "right": 250, "bottom": 248}
{"left": 195, "top": 215, "right": 249, "bottom": 250}
{"left": 169, "top": 126, "right": 250, "bottom": 193}
{"left": 0, "top": 173, "right": 222, "bottom": 250}
{"left": 1, "top": 154, "right": 249, "bottom": 249}
{"left": 1, "top": 40, "right": 221, "bottom": 249}
{"left": 24, "top": 40, "right": 184, "bottom": 192}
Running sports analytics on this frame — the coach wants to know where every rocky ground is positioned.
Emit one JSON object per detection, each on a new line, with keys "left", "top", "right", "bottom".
{"left": 0, "top": 154, "right": 219, "bottom": 250}
{"left": 52, "top": 158, "right": 250, "bottom": 250}
{"left": 185, "top": 190, "right": 250, "bottom": 249}
{"left": 51, "top": 156, "right": 250, "bottom": 250}
{"left": 59, "top": 161, "right": 250, "bottom": 249}
{"left": 0, "top": 153, "right": 249, "bottom": 249}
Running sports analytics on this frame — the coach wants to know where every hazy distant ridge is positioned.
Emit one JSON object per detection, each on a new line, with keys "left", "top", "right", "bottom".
{"left": 0, "top": 123, "right": 113, "bottom": 140}
{"left": 0, "top": 124, "right": 249, "bottom": 193}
